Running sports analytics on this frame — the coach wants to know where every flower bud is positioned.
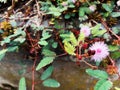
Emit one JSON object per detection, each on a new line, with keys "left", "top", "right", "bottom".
{"left": 82, "top": 43, "right": 88, "bottom": 49}
{"left": 78, "top": 55, "right": 82, "bottom": 60}
{"left": 88, "top": 50, "right": 96, "bottom": 56}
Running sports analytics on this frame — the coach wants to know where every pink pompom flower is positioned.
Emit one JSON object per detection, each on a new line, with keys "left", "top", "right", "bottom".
{"left": 72, "top": 0, "right": 76, "bottom": 3}
{"left": 89, "top": 5, "right": 96, "bottom": 12}
{"left": 80, "top": 26, "right": 91, "bottom": 37}
{"left": 62, "top": 2, "right": 68, "bottom": 6}
{"left": 89, "top": 42, "right": 109, "bottom": 62}
{"left": 117, "top": 0, "right": 120, "bottom": 6}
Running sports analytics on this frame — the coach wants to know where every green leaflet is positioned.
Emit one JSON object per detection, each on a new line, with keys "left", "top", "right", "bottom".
{"left": 91, "top": 24, "right": 101, "bottom": 32}
{"left": 52, "top": 42, "right": 58, "bottom": 48}
{"left": 111, "top": 12, "right": 120, "bottom": 17}
{"left": 42, "top": 78, "right": 60, "bottom": 88}
{"left": 64, "top": 14, "right": 71, "bottom": 19}
{"left": 41, "top": 30, "right": 51, "bottom": 40}
{"left": 0, "top": 29, "right": 3, "bottom": 33}
{"left": 61, "top": 31, "right": 85, "bottom": 45}
{"left": 102, "top": 3, "right": 113, "bottom": 12}
{"left": 47, "top": 6, "right": 61, "bottom": 17}
{"left": 79, "top": 7, "right": 85, "bottom": 17}
{"left": 60, "top": 32, "right": 77, "bottom": 55}
{"left": 86, "top": 69, "right": 108, "bottom": 79}
{"left": 94, "top": 79, "right": 113, "bottom": 90}
{"left": 39, "top": 30, "right": 51, "bottom": 46}
{"left": 14, "top": 36, "right": 26, "bottom": 43}
{"left": 46, "top": 6, "right": 67, "bottom": 17}
{"left": 96, "top": 61, "right": 101, "bottom": 66}
{"left": 68, "top": 3, "right": 75, "bottom": 8}
{"left": 36, "top": 57, "right": 55, "bottom": 71}
{"left": 1, "top": 28, "right": 26, "bottom": 45}
{"left": 19, "top": 77, "right": 26, "bottom": 90}
{"left": 79, "top": 7, "right": 91, "bottom": 17}
{"left": 0, "top": 49, "right": 7, "bottom": 61}
{"left": 60, "top": 32, "right": 71, "bottom": 43}
{"left": 112, "top": 27, "right": 119, "bottom": 34}
{"left": 42, "top": 49, "right": 56, "bottom": 56}
{"left": 111, "top": 51, "right": 120, "bottom": 60}
{"left": 70, "top": 32, "right": 77, "bottom": 46}
{"left": 7, "top": 46, "right": 18, "bottom": 52}
{"left": 39, "top": 1, "right": 52, "bottom": 11}
{"left": 91, "top": 24, "right": 106, "bottom": 37}
{"left": 93, "top": 30, "right": 106, "bottom": 37}
{"left": 60, "top": 33, "right": 70, "bottom": 38}
{"left": 61, "top": 32, "right": 85, "bottom": 55}
{"left": 78, "top": 32, "right": 85, "bottom": 42}
{"left": 41, "top": 65, "right": 54, "bottom": 80}
{"left": 14, "top": 28, "right": 26, "bottom": 36}
{"left": 38, "top": 40, "right": 48, "bottom": 46}
{"left": 108, "top": 45, "right": 119, "bottom": 52}
{"left": 1, "top": 37, "right": 11, "bottom": 45}
{"left": 64, "top": 41, "right": 76, "bottom": 55}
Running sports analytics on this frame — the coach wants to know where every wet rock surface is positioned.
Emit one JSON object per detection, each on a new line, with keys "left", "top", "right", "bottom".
{"left": 0, "top": 52, "right": 120, "bottom": 90}
{"left": 0, "top": 52, "right": 41, "bottom": 90}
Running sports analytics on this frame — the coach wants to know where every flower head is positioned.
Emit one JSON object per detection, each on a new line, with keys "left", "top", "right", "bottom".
{"left": 117, "top": 0, "right": 120, "bottom": 6}
{"left": 89, "top": 42, "right": 109, "bottom": 62}
{"left": 80, "top": 26, "right": 91, "bottom": 37}
{"left": 62, "top": 2, "right": 68, "bottom": 6}
{"left": 89, "top": 5, "right": 96, "bottom": 12}
{"left": 72, "top": 0, "right": 76, "bottom": 3}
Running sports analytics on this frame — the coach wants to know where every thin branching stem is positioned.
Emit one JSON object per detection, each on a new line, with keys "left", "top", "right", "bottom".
{"left": 32, "top": 52, "right": 38, "bottom": 90}
{"left": 100, "top": 18, "right": 120, "bottom": 41}
{"left": 81, "top": 59, "right": 98, "bottom": 69}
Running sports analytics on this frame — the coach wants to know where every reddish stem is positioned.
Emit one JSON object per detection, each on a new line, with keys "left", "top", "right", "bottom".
{"left": 108, "top": 56, "right": 115, "bottom": 66}
{"left": 25, "top": 30, "right": 40, "bottom": 90}
{"left": 100, "top": 18, "right": 120, "bottom": 41}
{"left": 32, "top": 52, "right": 37, "bottom": 90}
{"left": 56, "top": 53, "right": 67, "bottom": 57}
